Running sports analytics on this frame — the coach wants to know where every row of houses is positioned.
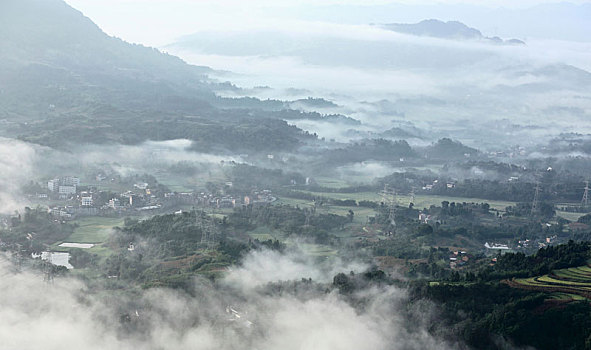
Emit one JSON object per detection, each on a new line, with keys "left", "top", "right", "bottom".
{"left": 449, "top": 250, "right": 471, "bottom": 269}
{"left": 422, "top": 179, "right": 456, "bottom": 191}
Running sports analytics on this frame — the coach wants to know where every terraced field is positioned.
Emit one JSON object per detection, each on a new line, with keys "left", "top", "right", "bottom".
{"left": 506, "top": 265, "right": 591, "bottom": 299}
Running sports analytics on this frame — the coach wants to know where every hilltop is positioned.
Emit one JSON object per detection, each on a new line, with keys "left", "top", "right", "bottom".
{"left": 378, "top": 19, "right": 525, "bottom": 45}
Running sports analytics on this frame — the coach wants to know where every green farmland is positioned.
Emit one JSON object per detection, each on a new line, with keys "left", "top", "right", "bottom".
{"left": 507, "top": 264, "right": 591, "bottom": 300}
{"left": 50, "top": 217, "right": 125, "bottom": 257}
{"left": 290, "top": 190, "right": 516, "bottom": 211}
{"left": 68, "top": 217, "right": 125, "bottom": 243}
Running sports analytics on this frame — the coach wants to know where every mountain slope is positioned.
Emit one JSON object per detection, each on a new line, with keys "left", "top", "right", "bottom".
{"left": 381, "top": 19, "right": 482, "bottom": 40}
{"left": 0, "top": 0, "right": 211, "bottom": 83}
{"left": 0, "top": 0, "right": 315, "bottom": 152}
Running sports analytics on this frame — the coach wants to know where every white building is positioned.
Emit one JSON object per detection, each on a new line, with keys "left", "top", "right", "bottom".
{"left": 134, "top": 183, "right": 148, "bottom": 190}
{"left": 47, "top": 179, "right": 60, "bottom": 192}
{"left": 58, "top": 185, "right": 76, "bottom": 195}
{"left": 62, "top": 176, "right": 80, "bottom": 187}
{"left": 484, "top": 242, "right": 510, "bottom": 250}
{"left": 108, "top": 198, "right": 121, "bottom": 209}
{"left": 48, "top": 176, "right": 80, "bottom": 192}
{"left": 81, "top": 196, "right": 93, "bottom": 206}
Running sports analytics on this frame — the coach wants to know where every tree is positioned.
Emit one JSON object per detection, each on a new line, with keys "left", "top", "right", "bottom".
{"left": 347, "top": 210, "right": 354, "bottom": 223}
{"left": 417, "top": 223, "right": 434, "bottom": 236}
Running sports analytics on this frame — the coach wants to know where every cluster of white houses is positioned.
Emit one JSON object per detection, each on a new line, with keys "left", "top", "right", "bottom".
{"left": 47, "top": 176, "right": 80, "bottom": 197}
{"left": 42, "top": 175, "right": 276, "bottom": 220}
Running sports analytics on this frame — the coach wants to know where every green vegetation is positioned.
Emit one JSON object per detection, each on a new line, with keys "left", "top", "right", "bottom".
{"left": 407, "top": 242, "right": 591, "bottom": 349}
{"left": 67, "top": 217, "right": 125, "bottom": 243}
{"left": 321, "top": 139, "right": 416, "bottom": 166}
{"left": 0, "top": 207, "right": 74, "bottom": 252}
{"left": 424, "top": 137, "right": 478, "bottom": 159}
{"left": 413, "top": 281, "right": 591, "bottom": 350}
{"left": 509, "top": 264, "right": 591, "bottom": 299}
{"left": 3, "top": 2, "right": 591, "bottom": 349}
{"left": 1, "top": 0, "right": 319, "bottom": 154}
{"left": 286, "top": 190, "right": 516, "bottom": 211}
{"left": 490, "top": 241, "right": 591, "bottom": 279}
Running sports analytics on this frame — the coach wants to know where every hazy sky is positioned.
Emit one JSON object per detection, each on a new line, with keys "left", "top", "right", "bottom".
{"left": 65, "top": 0, "right": 591, "bottom": 46}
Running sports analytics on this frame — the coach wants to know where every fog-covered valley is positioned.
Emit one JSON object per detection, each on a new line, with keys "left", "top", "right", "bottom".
{"left": 2, "top": 1, "right": 591, "bottom": 349}
{"left": 168, "top": 21, "right": 591, "bottom": 149}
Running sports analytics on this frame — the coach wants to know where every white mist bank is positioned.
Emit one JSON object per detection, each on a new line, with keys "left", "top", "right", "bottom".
{"left": 0, "top": 137, "right": 242, "bottom": 214}
{"left": 167, "top": 22, "right": 591, "bottom": 144}
{"left": 0, "top": 250, "right": 454, "bottom": 350}
{"left": 0, "top": 138, "right": 40, "bottom": 214}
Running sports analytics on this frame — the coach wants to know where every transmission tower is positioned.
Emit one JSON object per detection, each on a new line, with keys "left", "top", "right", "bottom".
{"left": 11, "top": 249, "right": 22, "bottom": 273}
{"left": 582, "top": 181, "right": 589, "bottom": 207}
{"left": 531, "top": 183, "right": 541, "bottom": 216}
{"left": 380, "top": 184, "right": 397, "bottom": 226}
{"left": 43, "top": 261, "right": 54, "bottom": 284}
{"left": 199, "top": 210, "right": 219, "bottom": 250}
{"left": 304, "top": 208, "right": 312, "bottom": 226}
{"left": 208, "top": 215, "right": 219, "bottom": 250}
{"left": 305, "top": 200, "right": 318, "bottom": 226}
{"left": 199, "top": 210, "right": 209, "bottom": 246}
{"left": 409, "top": 188, "right": 416, "bottom": 207}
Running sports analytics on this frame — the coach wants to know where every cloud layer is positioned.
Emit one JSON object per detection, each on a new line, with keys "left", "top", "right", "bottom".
{"left": 0, "top": 250, "right": 453, "bottom": 350}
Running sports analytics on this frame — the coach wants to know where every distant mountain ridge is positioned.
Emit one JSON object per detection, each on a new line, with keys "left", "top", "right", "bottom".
{"left": 378, "top": 19, "right": 525, "bottom": 45}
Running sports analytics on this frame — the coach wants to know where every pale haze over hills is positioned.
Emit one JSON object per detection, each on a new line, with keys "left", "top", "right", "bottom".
{"left": 60, "top": 0, "right": 591, "bottom": 149}
{"left": 2, "top": 1, "right": 591, "bottom": 349}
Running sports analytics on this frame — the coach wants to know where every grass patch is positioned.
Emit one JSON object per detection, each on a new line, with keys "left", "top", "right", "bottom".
{"left": 67, "top": 217, "right": 125, "bottom": 243}
{"left": 290, "top": 191, "right": 515, "bottom": 211}
{"left": 246, "top": 226, "right": 285, "bottom": 241}
{"left": 556, "top": 211, "right": 588, "bottom": 222}
{"left": 294, "top": 243, "right": 338, "bottom": 257}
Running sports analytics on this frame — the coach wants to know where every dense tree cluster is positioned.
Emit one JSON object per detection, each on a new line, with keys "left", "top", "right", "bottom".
{"left": 490, "top": 240, "right": 590, "bottom": 279}
{"left": 229, "top": 204, "right": 349, "bottom": 243}
{"left": 0, "top": 207, "right": 74, "bottom": 252}
{"left": 323, "top": 139, "right": 416, "bottom": 166}
{"left": 412, "top": 282, "right": 591, "bottom": 350}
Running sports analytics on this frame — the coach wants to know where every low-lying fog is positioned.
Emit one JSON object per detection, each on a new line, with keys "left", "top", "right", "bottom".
{"left": 0, "top": 249, "right": 452, "bottom": 350}
{"left": 166, "top": 22, "right": 591, "bottom": 148}
{"left": 0, "top": 137, "right": 242, "bottom": 214}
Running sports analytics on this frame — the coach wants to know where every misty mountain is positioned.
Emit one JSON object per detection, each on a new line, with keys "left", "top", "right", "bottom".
{"left": 0, "top": 0, "right": 215, "bottom": 114}
{"left": 380, "top": 20, "right": 481, "bottom": 40}
{"left": 170, "top": 17, "right": 591, "bottom": 148}
{"left": 295, "top": 2, "right": 591, "bottom": 43}
{"left": 378, "top": 19, "right": 525, "bottom": 45}
{"left": 0, "top": 0, "right": 317, "bottom": 152}
{"left": 425, "top": 138, "right": 479, "bottom": 160}
{"left": 0, "top": 0, "right": 212, "bottom": 77}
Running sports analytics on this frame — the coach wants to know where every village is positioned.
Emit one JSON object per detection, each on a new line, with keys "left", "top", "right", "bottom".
{"left": 20, "top": 174, "right": 277, "bottom": 222}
